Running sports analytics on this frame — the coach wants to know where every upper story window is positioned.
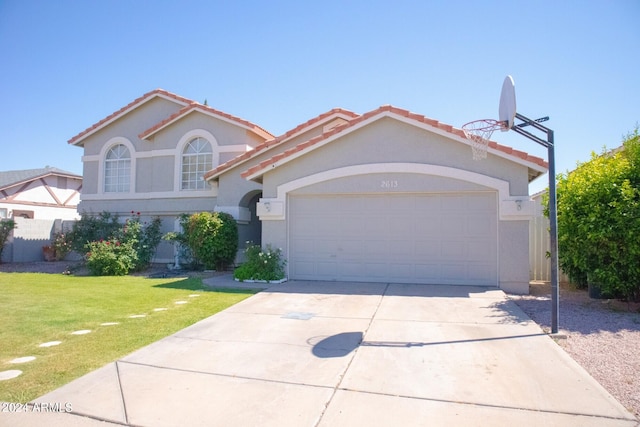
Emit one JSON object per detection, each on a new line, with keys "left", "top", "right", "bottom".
{"left": 181, "top": 137, "right": 212, "bottom": 190}
{"left": 104, "top": 144, "right": 131, "bottom": 192}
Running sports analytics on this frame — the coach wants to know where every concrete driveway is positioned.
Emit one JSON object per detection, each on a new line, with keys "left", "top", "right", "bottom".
{"left": 4, "top": 280, "right": 637, "bottom": 427}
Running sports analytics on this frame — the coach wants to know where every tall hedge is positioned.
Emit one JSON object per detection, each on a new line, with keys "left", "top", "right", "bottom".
{"left": 553, "top": 127, "right": 640, "bottom": 301}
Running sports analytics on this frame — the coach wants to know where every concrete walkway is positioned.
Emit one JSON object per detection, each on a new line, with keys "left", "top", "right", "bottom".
{"left": 3, "top": 279, "right": 637, "bottom": 427}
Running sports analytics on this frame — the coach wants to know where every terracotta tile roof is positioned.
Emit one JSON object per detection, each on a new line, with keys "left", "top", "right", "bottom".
{"left": 68, "top": 89, "right": 194, "bottom": 146}
{"left": 241, "top": 105, "right": 548, "bottom": 179}
{"left": 204, "top": 108, "right": 359, "bottom": 180}
{"left": 138, "top": 102, "right": 274, "bottom": 141}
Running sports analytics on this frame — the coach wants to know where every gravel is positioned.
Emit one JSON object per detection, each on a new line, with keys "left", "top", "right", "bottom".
{"left": 511, "top": 282, "right": 640, "bottom": 418}
{"left": 3, "top": 262, "right": 639, "bottom": 418}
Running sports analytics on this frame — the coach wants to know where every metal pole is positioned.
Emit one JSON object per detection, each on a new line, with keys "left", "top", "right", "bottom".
{"left": 513, "top": 113, "right": 559, "bottom": 334}
{"left": 547, "top": 130, "right": 560, "bottom": 334}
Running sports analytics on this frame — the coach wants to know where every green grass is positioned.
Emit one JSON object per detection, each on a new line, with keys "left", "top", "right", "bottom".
{"left": 0, "top": 273, "right": 256, "bottom": 403}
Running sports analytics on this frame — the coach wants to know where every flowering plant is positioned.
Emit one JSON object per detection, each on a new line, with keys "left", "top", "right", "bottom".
{"left": 234, "top": 243, "right": 286, "bottom": 282}
{"left": 86, "top": 238, "right": 137, "bottom": 276}
{"left": 51, "top": 232, "right": 72, "bottom": 261}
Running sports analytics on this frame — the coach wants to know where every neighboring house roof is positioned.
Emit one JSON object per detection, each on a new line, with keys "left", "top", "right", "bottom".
{"left": 68, "top": 89, "right": 195, "bottom": 146}
{"left": 241, "top": 105, "right": 548, "bottom": 181}
{"left": 0, "top": 167, "right": 81, "bottom": 191}
{"left": 204, "top": 108, "right": 359, "bottom": 181}
{"left": 138, "top": 102, "right": 274, "bottom": 142}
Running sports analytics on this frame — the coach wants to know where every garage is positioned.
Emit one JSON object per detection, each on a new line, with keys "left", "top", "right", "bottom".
{"left": 289, "top": 192, "right": 497, "bottom": 286}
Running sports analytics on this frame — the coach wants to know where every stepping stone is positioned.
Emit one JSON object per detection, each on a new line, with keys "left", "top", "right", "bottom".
{"left": 153, "top": 308, "right": 167, "bottom": 312}
{"left": 71, "top": 330, "right": 91, "bottom": 335}
{"left": 175, "top": 301, "right": 188, "bottom": 305}
{"left": 0, "top": 370, "right": 22, "bottom": 380}
{"left": 188, "top": 294, "right": 200, "bottom": 297}
{"left": 10, "top": 356, "right": 36, "bottom": 364}
{"left": 101, "top": 322, "right": 119, "bottom": 326}
{"left": 39, "top": 341, "right": 62, "bottom": 348}
{"left": 129, "top": 314, "right": 146, "bottom": 318}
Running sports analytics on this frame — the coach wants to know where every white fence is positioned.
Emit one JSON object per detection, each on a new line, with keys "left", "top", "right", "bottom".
{"left": 529, "top": 216, "right": 551, "bottom": 281}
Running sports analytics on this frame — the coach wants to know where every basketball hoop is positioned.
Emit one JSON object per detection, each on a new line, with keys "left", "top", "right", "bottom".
{"left": 462, "top": 119, "right": 506, "bottom": 160}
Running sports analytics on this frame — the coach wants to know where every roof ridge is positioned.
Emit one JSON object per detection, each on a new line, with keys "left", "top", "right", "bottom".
{"left": 68, "top": 89, "right": 195, "bottom": 145}
{"left": 240, "top": 105, "right": 548, "bottom": 179}
{"left": 203, "top": 108, "right": 359, "bottom": 180}
{"left": 138, "top": 102, "right": 274, "bottom": 141}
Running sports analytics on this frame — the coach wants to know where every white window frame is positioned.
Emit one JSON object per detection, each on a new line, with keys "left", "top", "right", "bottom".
{"left": 99, "top": 137, "right": 135, "bottom": 194}
{"left": 175, "top": 129, "right": 219, "bottom": 191}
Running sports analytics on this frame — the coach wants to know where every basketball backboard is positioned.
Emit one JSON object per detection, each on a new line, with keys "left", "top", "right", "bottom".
{"left": 498, "top": 75, "right": 516, "bottom": 131}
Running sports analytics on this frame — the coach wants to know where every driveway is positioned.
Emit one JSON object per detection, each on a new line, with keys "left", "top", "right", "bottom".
{"left": 4, "top": 280, "right": 637, "bottom": 427}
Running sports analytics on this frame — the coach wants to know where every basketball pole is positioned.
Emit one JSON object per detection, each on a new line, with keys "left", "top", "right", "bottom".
{"left": 511, "top": 112, "right": 560, "bottom": 335}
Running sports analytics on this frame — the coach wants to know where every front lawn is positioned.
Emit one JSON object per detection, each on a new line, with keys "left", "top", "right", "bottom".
{"left": 0, "top": 273, "right": 255, "bottom": 403}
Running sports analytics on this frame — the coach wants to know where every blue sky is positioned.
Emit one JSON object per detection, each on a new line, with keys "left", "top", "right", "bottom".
{"left": 1, "top": 0, "right": 638, "bottom": 193}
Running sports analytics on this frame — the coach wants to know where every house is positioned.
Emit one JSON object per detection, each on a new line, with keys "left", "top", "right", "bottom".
{"left": 0, "top": 167, "right": 82, "bottom": 262}
{"left": 0, "top": 167, "right": 81, "bottom": 220}
{"left": 70, "top": 89, "right": 547, "bottom": 293}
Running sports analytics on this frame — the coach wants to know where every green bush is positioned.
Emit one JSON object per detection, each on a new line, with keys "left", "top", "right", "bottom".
{"left": 86, "top": 239, "right": 137, "bottom": 276}
{"left": 116, "top": 213, "right": 163, "bottom": 271}
{"left": 234, "top": 243, "right": 286, "bottom": 282}
{"left": 0, "top": 219, "right": 17, "bottom": 263}
{"left": 69, "top": 212, "right": 121, "bottom": 253}
{"left": 178, "top": 212, "right": 238, "bottom": 270}
{"left": 71, "top": 211, "right": 163, "bottom": 275}
{"left": 553, "top": 127, "right": 640, "bottom": 301}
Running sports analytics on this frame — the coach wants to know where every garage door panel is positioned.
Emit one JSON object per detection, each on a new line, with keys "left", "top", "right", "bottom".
{"left": 289, "top": 193, "right": 497, "bottom": 285}
{"left": 338, "top": 216, "right": 362, "bottom": 235}
{"left": 415, "top": 239, "right": 441, "bottom": 258}
{"left": 315, "top": 261, "right": 338, "bottom": 278}
{"left": 441, "top": 240, "right": 465, "bottom": 258}
{"left": 467, "top": 240, "right": 490, "bottom": 261}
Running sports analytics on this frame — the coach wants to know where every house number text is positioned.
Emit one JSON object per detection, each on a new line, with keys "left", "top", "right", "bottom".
{"left": 380, "top": 180, "right": 398, "bottom": 189}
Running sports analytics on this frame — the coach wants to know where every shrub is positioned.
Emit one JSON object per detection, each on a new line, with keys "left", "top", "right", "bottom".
{"left": 552, "top": 127, "right": 640, "bottom": 301}
{"left": 71, "top": 211, "right": 163, "bottom": 275}
{"left": 116, "top": 212, "right": 163, "bottom": 271}
{"left": 0, "top": 219, "right": 16, "bottom": 263}
{"left": 86, "top": 239, "right": 137, "bottom": 276}
{"left": 69, "top": 212, "right": 120, "bottom": 253}
{"left": 234, "top": 243, "right": 286, "bottom": 282}
{"left": 175, "top": 212, "right": 238, "bottom": 270}
{"left": 51, "top": 231, "right": 73, "bottom": 261}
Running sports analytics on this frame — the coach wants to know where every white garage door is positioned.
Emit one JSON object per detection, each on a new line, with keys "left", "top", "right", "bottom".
{"left": 289, "top": 192, "right": 497, "bottom": 286}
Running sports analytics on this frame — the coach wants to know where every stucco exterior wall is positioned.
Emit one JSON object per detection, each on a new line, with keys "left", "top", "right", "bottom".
{"left": 81, "top": 97, "right": 183, "bottom": 157}
{"left": 135, "top": 156, "right": 175, "bottom": 193}
{"left": 261, "top": 118, "right": 530, "bottom": 198}
{"left": 498, "top": 220, "right": 530, "bottom": 293}
{"left": 146, "top": 113, "right": 259, "bottom": 151}
{"left": 214, "top": 114, "right": 351, "bottom": 207}
{"left": 78, "top": 197, "right": 217, "bottom": 217}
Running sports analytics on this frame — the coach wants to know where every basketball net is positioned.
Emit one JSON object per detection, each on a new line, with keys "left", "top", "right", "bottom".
{"left": 461, "top": 119, "right": 505, "bottom": 160}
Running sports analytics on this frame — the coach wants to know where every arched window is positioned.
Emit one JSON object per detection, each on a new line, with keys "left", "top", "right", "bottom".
{"left": 181, "top": 137, "right": 212, "bottom": 190}
{"left": 104, "top": 144, "right": 131, "bottom": 192}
